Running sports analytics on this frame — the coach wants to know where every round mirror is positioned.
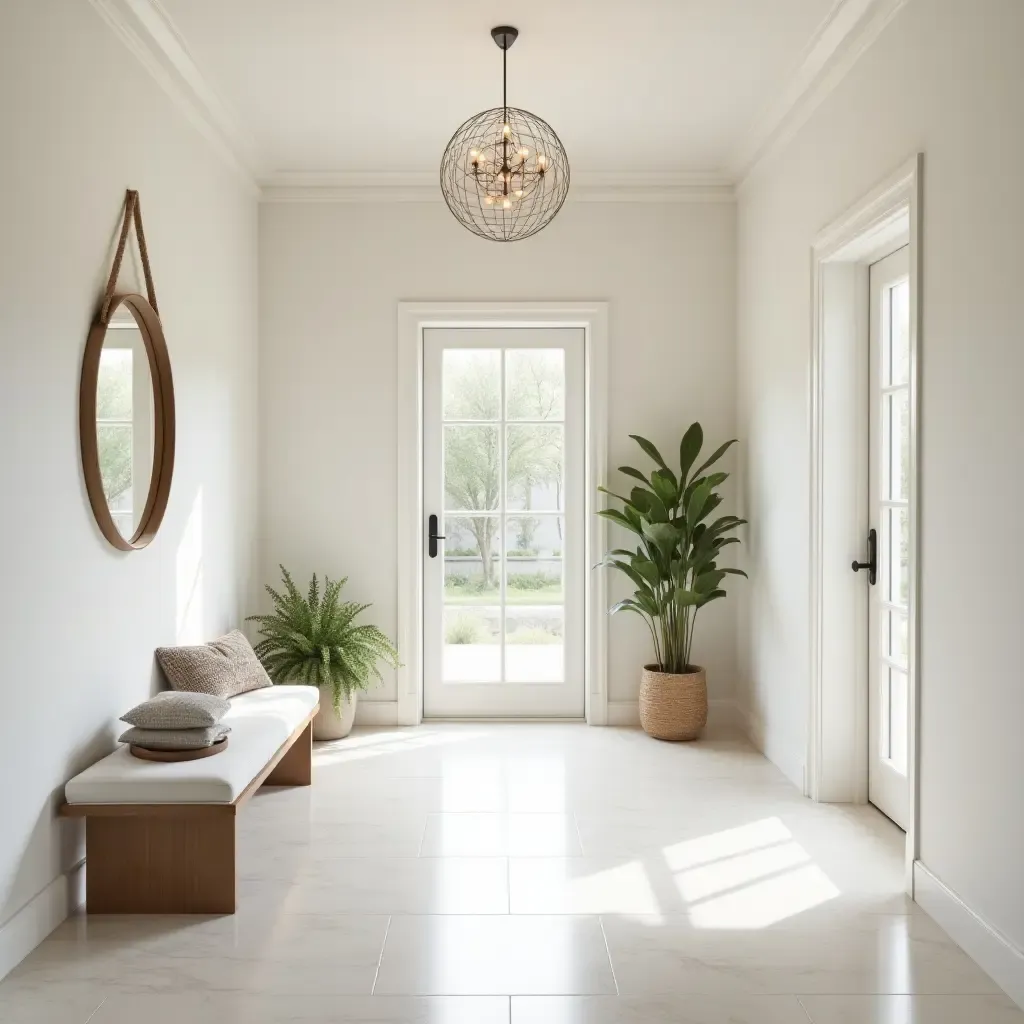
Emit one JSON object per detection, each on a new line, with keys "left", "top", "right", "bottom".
{"left": 80, "top": 294, "right": 175, "bottom": 551}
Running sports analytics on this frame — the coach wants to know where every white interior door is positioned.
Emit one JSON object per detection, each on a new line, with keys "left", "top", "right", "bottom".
{"left": 423, "top": 328, "right": 585, "bottom": 718}
{"left": 867, "top": 246, "right": 912, "bottom": 828}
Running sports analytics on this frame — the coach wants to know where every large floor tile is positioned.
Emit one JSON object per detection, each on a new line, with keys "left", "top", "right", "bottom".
{"left": 511, "top": 994, "right": 813, "bottom": 1023}
{"left": 238, "top": 856, "right": 509, "bottom": 914}
{"left": 89, "top": 992, "right": 510, "bottom": 1023}
{"left": 46, "top": 909, "right": 389, "bottom": 962}
{"left": 797, "top": 994, "right": 1024, "bottom": 1023}
{"left": 420, "top": 814, "right": 582, "bottom": 857}
{"left": 5, "top": 914, "right": 389, "bottom": 996}
{"left": 509, "top": 856, "right": 676, "bottom": 916}
{"left": 0, "top": 988, "right": 105, "bottom": 1024}
{"left": 4, "top": 723, "right": 1017, "bottom": 1019}
{"left": 237, "top": 818, "right": 428, "bottom": 866}
{"left": 373, "top": 915, "right": 617, "bottom": 995}
{"left": 602, "top": 912, "right": 1002, "bottom": 995}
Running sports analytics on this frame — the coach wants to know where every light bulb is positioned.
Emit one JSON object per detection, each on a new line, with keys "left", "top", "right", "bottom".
{"left": 502, "top": 123, "right": 511, "bottom": 137}
{"left": 470, "top": 149, "right": 479, "bottom": 160}
{"left": 484, "top": 196, "right": 494, "bottom": 205}
{"left": 537, "top": 153, "right": 547, "bottom": 167}
{"left": 503, "top": 199, "right": 511, "bottom": 209}
{"left": 518, "top": 147, "right": 529, "bottom": 159}
{"left": 515, "top": 189, "right": 524, "bottom": 198}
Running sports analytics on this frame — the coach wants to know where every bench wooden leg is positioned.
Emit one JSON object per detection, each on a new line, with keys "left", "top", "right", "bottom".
{"left": 85, "top": 814, "right": 236, "bottom": 914}
{"left": 264, "top": 720, "right": 312, "bottom": 786}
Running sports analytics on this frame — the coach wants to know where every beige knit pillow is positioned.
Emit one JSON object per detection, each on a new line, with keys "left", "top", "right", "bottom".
{"left": 119, "top": 724, "right": 231, "bottom": 750}
{"left": 155, "top": 630, "right": 272, "bottom": 699}
{"left": 121, "top": 691, "right": 231, "bottom": 729}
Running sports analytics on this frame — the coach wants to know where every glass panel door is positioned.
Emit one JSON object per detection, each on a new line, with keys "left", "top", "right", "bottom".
{"left": 868, "top": 246, "right": 911, "bottom": 828}
{"left": 423, "top": 328, "right": 584, "bottom": 718}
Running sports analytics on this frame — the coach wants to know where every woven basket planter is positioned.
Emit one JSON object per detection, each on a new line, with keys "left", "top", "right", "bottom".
{"left": 638, "top": 665, "right": 708, "bottom": 741}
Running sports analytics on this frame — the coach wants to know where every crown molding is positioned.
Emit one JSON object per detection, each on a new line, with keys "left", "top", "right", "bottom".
{"left": 86, "top": 0, "right": 261, "bottom": 193}
{"left": 88, "top": 0, "right": 902, "bottom": 203}
{"left": 259, "top": 170, "right": 735, "bottom": 204}
{"left": 729, "top": 0, "right": 909, "bottom": 186}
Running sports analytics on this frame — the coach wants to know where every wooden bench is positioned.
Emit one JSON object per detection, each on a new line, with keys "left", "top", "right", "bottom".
{"left": 60, "top": 686, "right": 319, "bottom": 915}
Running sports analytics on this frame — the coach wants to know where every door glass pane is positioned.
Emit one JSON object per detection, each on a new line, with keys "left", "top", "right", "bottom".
{"left": 443, "top": 607, "right": 501, "bottom": 683}
{"left": 883, "top": 505, "right": 910, "bottom": 607}
{"left": 879, "top": 667, "right": 891, "bottom": 761}
{"left": 443, "top": 514, "right": 501, "bottom": 683}
{"left": 505, "top": 608, "right": 564, "bottom": 682}
{"left": 888, "top": 667, "right": 908, "bottom": 774}
{"left": 888, "top": 280, "right": 910, "bottom": 386}
{"left": 882, "top": 608, "right": 909, "bottom": 668}
{"left": 505, "top": 516, "right": 563, "bottom": 604}
{"left": 882, "top": 388, "right": 910, "bottom": 502}
{"left": 444, "top": 516, "right": 500, "bottom": 604}
{"left": 444, "top": 349, "right": 500, "bottom": 420}
{"left": 444, "top": 425, "right": 499, "bottom": 511}
{"left": 504, "top": 517, "right": 563, "bottom": 683}
{"left": 506, "top": 349, "right": 564, "bottom": 420}
{"left": 507, "top": 425, "right": 563, "bottom": 511}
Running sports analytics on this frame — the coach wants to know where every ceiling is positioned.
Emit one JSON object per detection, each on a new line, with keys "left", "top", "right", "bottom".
{"left": 155, "top": 0, "right": 844, "bottom": 182}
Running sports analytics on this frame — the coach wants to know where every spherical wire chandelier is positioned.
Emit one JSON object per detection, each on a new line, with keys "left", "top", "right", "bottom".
{"left": 440, "top": 26, "right": 570, "bottom": 242}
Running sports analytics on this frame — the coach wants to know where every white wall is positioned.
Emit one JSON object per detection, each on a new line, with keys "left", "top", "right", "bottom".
{"left": 736, "top": 0, "right": 1024, "bottom": 951}
{"left": 0, "top": 1, "right": 258, "bottom": 973}
{"left": 258, "top": 200, "right": 737, "bottom": 710}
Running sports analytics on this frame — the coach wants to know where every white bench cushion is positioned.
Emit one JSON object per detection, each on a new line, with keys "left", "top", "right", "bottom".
{"left": 64, "top": 685, "right": 319, "bottom": 805}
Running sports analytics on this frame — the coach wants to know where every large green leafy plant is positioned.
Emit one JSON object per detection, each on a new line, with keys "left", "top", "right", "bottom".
{"left": 247, "top": 566, "right": 400, "bottom": 713}
{"left": 597, "top": 424, "right": 746, "bottom": 674}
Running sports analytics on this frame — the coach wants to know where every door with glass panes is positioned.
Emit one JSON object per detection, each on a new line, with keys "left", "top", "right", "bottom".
{"left": 422, "top": 328, "right": 585, "bottom": 718}
{"left": 866, "top": 246, "right": 912, "bottom": 828}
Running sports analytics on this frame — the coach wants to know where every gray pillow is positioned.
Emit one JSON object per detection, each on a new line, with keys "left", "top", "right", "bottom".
{"left": 121, "top": 691, "right": 231, "bottom": 730}
{"left": 155, "top": 630, "right": 272, "bottom": 698}
{"left": 119, "top": 724, "right": 231, "bottom": 750}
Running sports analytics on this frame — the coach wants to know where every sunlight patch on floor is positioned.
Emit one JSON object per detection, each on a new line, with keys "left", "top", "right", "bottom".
{"left": 313, "top": 727, "right": 488, "bottom": 766}
{"left": 663, "top": 817, "right": 841, "bottom": 929}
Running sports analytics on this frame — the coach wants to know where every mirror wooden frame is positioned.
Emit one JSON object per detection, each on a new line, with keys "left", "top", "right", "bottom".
{"left": 80, "top": 293, "right": 176, "bottom": 551}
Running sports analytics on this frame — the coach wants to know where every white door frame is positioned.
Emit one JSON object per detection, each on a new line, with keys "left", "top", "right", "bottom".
{"left": 808, "top": 155, "right": 922, "bottom": 890}
{"left": 396, "top": 301, "right": 609, "bottom": 726}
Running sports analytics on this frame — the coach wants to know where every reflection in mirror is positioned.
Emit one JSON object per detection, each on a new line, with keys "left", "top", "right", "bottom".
{"left": 96, "top": 308, "right": 154, "bottom": 541}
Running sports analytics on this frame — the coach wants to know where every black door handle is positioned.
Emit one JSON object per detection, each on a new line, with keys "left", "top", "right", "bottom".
{"left": 851, "top": 528, "right": 877, "bottom": 586}
{"left": 428, "top": 514, "right": 445, "bottom": 558}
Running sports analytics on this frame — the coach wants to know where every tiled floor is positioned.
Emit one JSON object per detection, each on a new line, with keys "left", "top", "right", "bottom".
{"left": 2, "top": 723, "right": 1021, "bottom": 1023}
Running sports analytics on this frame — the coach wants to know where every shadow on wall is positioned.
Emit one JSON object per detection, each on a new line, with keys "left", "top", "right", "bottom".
{"left": 1, "top": 486, "right": 207, "bottom": 943}
{"left": 0, "top": 721, "right": 110, "bottom": 947}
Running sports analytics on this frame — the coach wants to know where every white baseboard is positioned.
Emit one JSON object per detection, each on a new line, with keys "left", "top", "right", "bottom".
{"left": 359, "top": 698, "right": 742, "bottom": 732}
{"left": 354, "top": 700, "right": 400, "bottom": 726}
{"left": 606, "top": 698, "right": 741, "bottom": 735}
{"left": 914, "top": 861, "right": 1024, "bottom": 1010}
{"left": 0, "top": 864, "right": 84, "bottom": 982}
{"left": 606, "top": 700, "right": 640, "bottom": 726}
{"left": 738, "top": 702, "right": 805, "bottom": 790}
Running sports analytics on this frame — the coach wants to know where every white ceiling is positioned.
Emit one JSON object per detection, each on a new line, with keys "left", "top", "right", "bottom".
{"left": 157, "top": 0, "right": 841, "bottom": 181}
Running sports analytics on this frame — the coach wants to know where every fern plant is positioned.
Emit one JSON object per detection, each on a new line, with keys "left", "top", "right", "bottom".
{"left": 247, "top": 566, "right": 399, "bottom": 713}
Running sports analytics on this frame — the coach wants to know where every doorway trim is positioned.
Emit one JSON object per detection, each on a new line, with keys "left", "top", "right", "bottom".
{"left": 395, "top": 301, "right": 609, "bottom": 727}
{"left": 807, "top": 155, "right": 922, "bottom": 888}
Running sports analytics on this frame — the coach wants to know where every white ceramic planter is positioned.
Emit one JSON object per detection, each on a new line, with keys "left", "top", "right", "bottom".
{"left": 313, "top": 686, "right": 357, "bottom": 740}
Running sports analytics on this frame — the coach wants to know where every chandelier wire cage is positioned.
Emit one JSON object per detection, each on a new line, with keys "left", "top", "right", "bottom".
{"left": 440, "top": 26, "right": 570, "bottom": 242}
